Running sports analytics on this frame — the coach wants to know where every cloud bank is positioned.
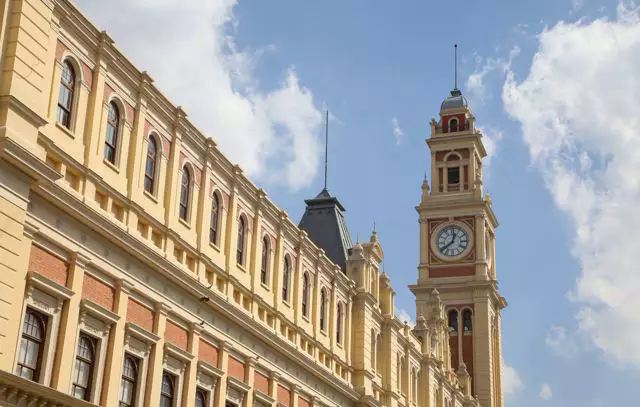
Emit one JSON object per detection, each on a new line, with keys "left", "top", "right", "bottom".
{"left": 503, "top": 2, "right": 640, "bottom": 367}
{"left": 76, "top": 0, "right": 322, "bottom": 190}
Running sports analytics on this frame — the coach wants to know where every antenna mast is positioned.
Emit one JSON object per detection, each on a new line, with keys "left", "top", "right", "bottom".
{"left": 454, "top": 43, "right": 458, "bottom": 89}
{"left": 324, "top": 110, "right": 329, "bottom": 190}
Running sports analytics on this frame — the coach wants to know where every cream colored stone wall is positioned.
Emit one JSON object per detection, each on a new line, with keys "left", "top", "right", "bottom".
{"left": 0, "top": 1, "right": 484, "bottom": 407}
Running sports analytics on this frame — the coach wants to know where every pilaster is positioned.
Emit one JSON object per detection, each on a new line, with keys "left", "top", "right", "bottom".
{"left": 182, "top": 323, "right": 202, "bottom": 407}
{"left": 101, "top": 278, "right": 134, "bottom": 406}
{"left": 144, "top": 302, "right": 170, "bottom": 406}
{"left": 50, "top": 251, "right": 90, "bottom": 392}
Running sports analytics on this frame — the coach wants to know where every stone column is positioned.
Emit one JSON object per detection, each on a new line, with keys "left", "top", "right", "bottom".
{"left": 101, "top": 278, "right": 134, "bottom": 405}
{"left": 50, "top": 251, "right": 91, "bottom": 392}
{"left": 269, "top": 372, "right": 280, "bottom": 407}
{"left": 144, "top": 302, "right": 170, "bottom": 406}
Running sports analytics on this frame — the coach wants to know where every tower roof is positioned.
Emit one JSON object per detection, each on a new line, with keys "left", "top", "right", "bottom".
{"left": 440, "top": 88, "right": 469, "bottom": 111}
{"left": 298, "top": 188, "right": 352, "bottom": 272}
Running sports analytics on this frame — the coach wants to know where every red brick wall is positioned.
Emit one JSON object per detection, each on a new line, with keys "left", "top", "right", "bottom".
{"left": 449, "top": 336, "right": 459, "bottom": 369}
{"left": 28, "top": 244, "right": 68, "bottom": 286}
{"left": 198, "top": 339, "right": 219, "bottom": 367}
{"left": 462, "top": 335, "right": 474, "bottom": 393}
{"left": 126, "top": 299, "right": 154, "bottom": 332}
{"left": 82, "top": 274, "right": 115, "bottom": 311}
{"left": 228, "top": 356, "right": 245, "bottom": 382}
{"left": 277, "top": 384, "right": 291, "bottom": 407}
{"left": 254, "top": 371, "right": 269, "bottom": 395}
{"left": 429, "top": 266, "right": 475, "bottom": 278}
{"left": 165, "top": 320, "right": 188, "bottom": 350}
{"left": 299, "top": 397, "right": 310, "bottom": 407}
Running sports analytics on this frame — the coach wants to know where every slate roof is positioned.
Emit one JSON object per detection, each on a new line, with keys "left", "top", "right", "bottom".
{"left": 440, "top": 88, "right": 469, "bottom": 111}
{"left": 298, "top": 188, "right": 353, "bottom": 273}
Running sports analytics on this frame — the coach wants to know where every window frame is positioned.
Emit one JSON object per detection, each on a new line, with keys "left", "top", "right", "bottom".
{"left": 104, "top": 101, "right": 121, "bottom": 165}
{"left": 160, "top": 371, "right": 176, "bottom": 407}
{"left": 72, "top": 333, "right": 98, "bottom": 401}
{"left": 282, "top": 255, "right": 292, "bottom": 302}
{"left": 336, "top": 302, "right": 343, "bottom": 345}
{"left": 179, "top": 165, "right": 192, "bottom": 222}
{"left": 57, "top": 60, "right": 76, "bottom": 129}
{"left": 16, "top": 308, "right": 48, "bottom": 382}
{"left": 236, "top": 216, "right": 246, "bottom": 266}
{"left": 319, "top": 288, "right": 327, "bottom": 332}
{"left": 260, "top": 236, "right": 270, "bottom": 286}
{"left": 119, "top": 353, "right": 140, "bottom": 407}
{"left": 301, "top": 272, "right": 310, "bottom": 318}
{"left": 209, "top": 193, "right": 221, "bottom": 246}
{"left": 144, "top": 135, "right": 160, "bottom": 195}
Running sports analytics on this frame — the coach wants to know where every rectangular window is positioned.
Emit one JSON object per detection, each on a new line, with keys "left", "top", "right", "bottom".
{"left": 447, "top": 167, "right": 460, "bottom": 185}
{"left": 16, "top": 308, "right": 48, "bottom": 382}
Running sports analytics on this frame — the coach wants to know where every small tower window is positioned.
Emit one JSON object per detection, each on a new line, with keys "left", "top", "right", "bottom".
{"left": 448, "top": 309, "right": 459, "bottom": 335}
{"left": 463, "top": 309, "right": 473, "bottom": 332}
{"left": 237, "top": 216, "right": 246, "bottom": 266}
{"left": 448, "top": 166, "right": 460, "bottom": 185}
{"left": 449, "top": 118, "right": 459, "bottom": 132}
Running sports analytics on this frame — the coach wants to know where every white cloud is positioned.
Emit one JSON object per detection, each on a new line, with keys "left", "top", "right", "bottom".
{"left": 466, "top": 46, "right": 520, "bottom": 104}
{"left": 395, "top": 308, "right": 415, "bottom": 327}
{"left": 76, "top": 0, "right": 322, "bottom": 190}
{"left": 545, "top": 325, "right": 580, "bottom": 358}
{"left": 391, "top": 117, "right": 405, "bottom": 145}
{"left": 503, "top": 363, "right": 524, "bottom": 399}
{"left": 503, "top": 3, "right": 640, "bottom": 367}
{"left": 539, "top": 383, "right": 553, "bottom": 400}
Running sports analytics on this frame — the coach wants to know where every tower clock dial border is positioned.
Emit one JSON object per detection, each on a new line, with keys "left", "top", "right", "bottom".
{"left": 430, "top": 220, "right": 474, "bottom": 262}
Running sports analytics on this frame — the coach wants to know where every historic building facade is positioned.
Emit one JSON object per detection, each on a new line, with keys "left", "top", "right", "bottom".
{"left": 0, "top": 1, "right": 504, "bottom": 407}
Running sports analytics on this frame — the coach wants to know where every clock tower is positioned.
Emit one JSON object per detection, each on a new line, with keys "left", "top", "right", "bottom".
{"left": 410, "top": 87, "right": 507, "bottom": 407}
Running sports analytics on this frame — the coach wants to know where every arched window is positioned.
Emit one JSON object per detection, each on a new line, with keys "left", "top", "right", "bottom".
{"left": 179, "top": 166, "right": 191, "bottom": 221}
{"left": 104, "top": 101, "right": 120, "bottom": 164}
{"left": 144, "top": 136, "right": 158, "bottom": 194}
{"left": 16, "top": 309, "right": 47, "bottom": 381}
{"left": 400, "top": 356, "right": 407, "bottom": 395}
{"left": 370, "top": 330, "right": 376, "bottom": 371}
{"left": 119, "top": 354, "right": 139, "bottom": 407}
{"left": 209, "top": 194, "right": 220, "bottom": 245}
{"left": 448, "top": 309, "right": 459, "bottom": 335}
{"left": 463, "top": 309, "right": 473, "bottom": 332}
{"left": 195, "top": 389, "right": 207, "bottom": 407}
{"left": 336, "top": 302, "right": 343, "bottom": 344}
{"left": 160, "top": 372, "right": 175, "bottom": 407}
{"left": 302, "top": 272, "right": 310, "bottom": 317}
{"left": 282, "top": 255, "right": 292, "bottom": 302}
{"left": 320, "top": 288, "right": 327, "bottom": 331}
{"left": 449, "top": 118, "right": 459, "bottom": 132}
{"left": 57, "top": 61, "right": 75, "bottom": 128}
{"left": 72, "top": 334, "right": 96, "bottom": 400}
{"left": 411, "top": 368, "right": 418, "bottom": 401}
{"left": 376, "top": 333, "right": 383, "bottom": 373}
{"left": 260, "top": 236, "right": 270, "bottom": 285}
{"left": 236, "top": 216, "right": 246, "bottom": 265}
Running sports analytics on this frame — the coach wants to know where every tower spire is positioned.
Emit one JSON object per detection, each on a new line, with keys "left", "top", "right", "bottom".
{"left": 324, "top": 109, "right": 329, "bottom": 190}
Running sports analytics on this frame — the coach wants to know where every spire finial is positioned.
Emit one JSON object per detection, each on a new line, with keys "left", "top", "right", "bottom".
{"left": 324, "top": 110, "right": 329, "bottom": 190}
{"left": 454, "top": 44, "right": 458, "bottom": 90}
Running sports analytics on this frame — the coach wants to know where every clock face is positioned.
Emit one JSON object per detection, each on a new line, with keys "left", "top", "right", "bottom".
{"left": 436, "top": 225, "right": 470, "bottom": 257}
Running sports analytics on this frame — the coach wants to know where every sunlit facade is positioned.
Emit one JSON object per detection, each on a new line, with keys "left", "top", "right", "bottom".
{"left": 0, "top": 1, "right": 504, "bottom": 406}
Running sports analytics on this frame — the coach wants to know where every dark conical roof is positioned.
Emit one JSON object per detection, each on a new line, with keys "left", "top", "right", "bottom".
{"left": 298, "top": 188, "right": 352, "bottom": 272}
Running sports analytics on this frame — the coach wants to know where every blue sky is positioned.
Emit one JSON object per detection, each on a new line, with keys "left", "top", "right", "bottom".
{"left": 80, "top": 0, "right": 640, "bottom": 405}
